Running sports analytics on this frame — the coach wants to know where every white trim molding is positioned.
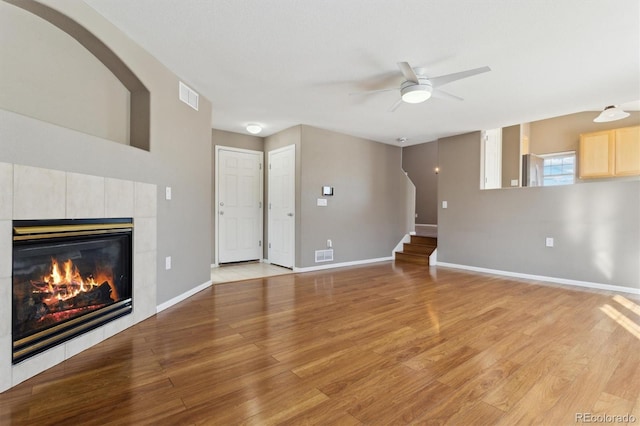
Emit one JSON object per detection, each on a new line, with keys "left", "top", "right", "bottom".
{"left": 294, "top": 257, "right": 393, "bottom": 273}
{"left": 156, "top": 279, "right": 213, "bottom": 313}
{"left": 435, "top": 261, "right": 640, "bottom": 295}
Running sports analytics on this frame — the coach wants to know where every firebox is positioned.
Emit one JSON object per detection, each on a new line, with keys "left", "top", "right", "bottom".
{"left": 12, "top": 218, "right": 133, "bottom": 363}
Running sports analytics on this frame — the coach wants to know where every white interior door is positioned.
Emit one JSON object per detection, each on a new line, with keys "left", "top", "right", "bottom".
{"left": 268, "top": 145, "right": 295, "bottom": 268}
{"left": 217, "top": 147, "right": 263, "bottom": 263}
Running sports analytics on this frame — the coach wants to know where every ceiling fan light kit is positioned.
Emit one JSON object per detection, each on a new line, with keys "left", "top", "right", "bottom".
{"left": 593, "top": 105, "right": 630, "bottom": 123}
{"left": 401, "top": 83, "right": 433, "bottom": 103}
{"left": 354, "top": 61, "right": 491, "bottom": 111}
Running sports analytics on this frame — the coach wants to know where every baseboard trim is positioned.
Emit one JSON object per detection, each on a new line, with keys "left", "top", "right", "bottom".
{"left": 435, "top": 261, "right": 640, "bottom": 295}
{"left": 294, "top": 257, "right": 393, "bottom": 273}
{"left": 156, "top": 279, "right": 213, "bottom": 313}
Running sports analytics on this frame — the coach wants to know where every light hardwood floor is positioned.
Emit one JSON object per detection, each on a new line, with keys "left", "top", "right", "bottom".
{"left": 1, "top": 262, "right": 639, "bottom": 425}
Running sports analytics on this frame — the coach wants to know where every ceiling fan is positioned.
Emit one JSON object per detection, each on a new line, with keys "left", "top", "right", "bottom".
{"left": 354, "top": 62, "right": 491, "bottom": 111}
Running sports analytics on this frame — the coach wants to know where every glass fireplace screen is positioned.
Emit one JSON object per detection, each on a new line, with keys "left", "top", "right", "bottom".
{"left": 12, "top": 218, "right": 133, "bottom": 363}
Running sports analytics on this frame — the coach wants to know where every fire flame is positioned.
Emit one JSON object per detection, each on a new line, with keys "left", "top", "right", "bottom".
{"left": 41, "top": 258, "right": 118, "bottom": 303}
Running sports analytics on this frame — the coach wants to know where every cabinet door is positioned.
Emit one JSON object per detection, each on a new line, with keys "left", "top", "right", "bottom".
{"left": 614, "top": 126, "right": 640, "bottom": 176}
{"left": 579, "top": 130, "right": 614, "bottom": 178}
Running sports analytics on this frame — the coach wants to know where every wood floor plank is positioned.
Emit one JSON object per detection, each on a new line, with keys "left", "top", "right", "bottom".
{"left": 481, "top": 341, "right": 571, "bottom": 412}
{"left": 1, "top": 262, "right": 638, "bottom": 425}
{"left": 592, "top": 392, "right": 635, "bottom": 421}
{"left": 496, "top": 373, "right": 573, "bottom": 425}
{"left": 409, "top": 358, "right": 521, "bottom": 424}
{"left": 542, "top": 353, "right": 622, "bottom": 424}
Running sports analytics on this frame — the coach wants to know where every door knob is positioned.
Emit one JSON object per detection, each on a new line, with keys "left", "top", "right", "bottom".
{"left": 287, "top": 212, "right": 294, "bottom": 217}
{"left": 219, "top": 211, "right": 224, "bottom": 215}
{"left": 220, "top": 202, "right": 224, "bottom": 206}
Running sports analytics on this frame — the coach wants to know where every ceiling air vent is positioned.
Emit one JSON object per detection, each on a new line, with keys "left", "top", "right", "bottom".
{"left": 179, "top": 81, "right": 199, "bottom": 111}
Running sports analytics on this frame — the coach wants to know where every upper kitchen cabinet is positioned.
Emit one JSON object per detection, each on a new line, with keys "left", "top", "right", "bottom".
{"left": 579, "top": 126, "right": 640, "bottom": 178}
{"left": 614, "top": 126, "right": 640, "bottom": 176}
{"left": 579, "top": 130, "right": 614, "bottom": 178}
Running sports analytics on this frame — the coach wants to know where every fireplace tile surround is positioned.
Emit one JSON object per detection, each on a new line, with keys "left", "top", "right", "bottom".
{"left": 0, "top": 162, "right": 157, "bottom": 392}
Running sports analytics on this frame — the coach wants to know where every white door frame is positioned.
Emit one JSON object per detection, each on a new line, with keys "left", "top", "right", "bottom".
{"left": 267, "top": 144, "right": 296, "bottom": 268}
{"left": 214, "top": 145, "right": 264, "bottom": 266}
{"left": 480, "top": 128, "right": 502, "bottom": 189}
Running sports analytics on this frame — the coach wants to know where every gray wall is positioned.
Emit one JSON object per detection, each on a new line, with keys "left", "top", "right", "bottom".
{"left": 0, "top": 2, "right": 130, "bottom": 145}
{"left": 211, "top": 129, "right": 264, "bottom": 263}
{"left": 402, "top": 141, "right": 438, "bottom": 224}
{"left": 263, "top": 125, "right": 413, "bottom": 268}
{"left": 0, "top": 1, "right": 213, "bottom": 304}
{"left": 212, "top": 129, "right": 264, "bottom": 152}
{"left": 501, "top": 125, "right": 520, "bottom": 188}
{"left": 438, "top": 131, "right": 640, "bottom": 290}
{"left": 297, "top": 126, "right": 412, "bottom": 267}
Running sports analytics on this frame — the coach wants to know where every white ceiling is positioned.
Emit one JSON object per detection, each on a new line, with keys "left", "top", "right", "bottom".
{"left": 83, "top": 0, "right": 640, "bottom": 146}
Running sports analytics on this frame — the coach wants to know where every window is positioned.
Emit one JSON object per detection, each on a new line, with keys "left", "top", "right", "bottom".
{"left": 541, "top": 151, "right": 575, "bottom": 186}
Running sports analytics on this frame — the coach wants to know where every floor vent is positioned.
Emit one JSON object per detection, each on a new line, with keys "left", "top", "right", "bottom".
{"left": 179, "top": 81, "right": 199, "bottom": 111}
{"left": 315, "top": 249, "right": 334, "bottom": 263}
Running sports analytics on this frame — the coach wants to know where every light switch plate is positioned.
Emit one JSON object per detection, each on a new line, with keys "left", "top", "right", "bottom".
{"left": 545, "top": 237, "right": 554, "bottom": 247}
{"left": 165, "top": 186, "right": 172, "bottom": 200}
{"left": 442, "top": 201, "right": 448, "bottom": 209}
{"left": 165, "top": 256, "right": 172, "bottom": 270}
{"left": 317, "top": 198, "right": 327, "bottom": 206}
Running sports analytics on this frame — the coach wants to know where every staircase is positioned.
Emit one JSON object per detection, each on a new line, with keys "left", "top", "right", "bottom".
{"left": 395, "top": 235, "right": 437, "bottom": 265}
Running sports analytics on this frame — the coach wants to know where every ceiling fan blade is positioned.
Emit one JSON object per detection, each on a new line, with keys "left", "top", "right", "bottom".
{"left": 432, "top": 88, "right": 464, "bottom": 101}
{"left": 430, "top": 66, "right": 491, "bottom": 88}
{"left": 349, "top": 87, "right": 399, "bottom": 96}
{"left": 389, "top": 98, "right": 403, "bottom": 112}
{"left": 397, "top": 62, "right": 419, "bottom": 84}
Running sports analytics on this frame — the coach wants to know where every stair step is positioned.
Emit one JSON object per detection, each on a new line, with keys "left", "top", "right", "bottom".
{"left": 410, "top": 235, "right": 437, "bottom": 246}
{"left": 395, "top": 234, "right": 437, "bottom": 266}
{"left": 402, "top": 243, "right": 435, "bottom": 255}
{"left": 394, "top": 251, "right": 430, "bottom": 265}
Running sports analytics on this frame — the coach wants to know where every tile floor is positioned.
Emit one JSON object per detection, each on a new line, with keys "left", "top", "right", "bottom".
{"left": 211, "top": 261, "right": 293, "bottom": 284}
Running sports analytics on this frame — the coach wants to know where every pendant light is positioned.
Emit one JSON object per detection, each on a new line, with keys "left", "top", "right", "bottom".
{"left": 593, "top": 105, "right": 630, "bottom": 123}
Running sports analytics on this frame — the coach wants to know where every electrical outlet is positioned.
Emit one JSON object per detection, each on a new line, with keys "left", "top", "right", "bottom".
{"left": 545, "top": 237, "right": 554, "bottom": 247}
{"left": 327, "top": 239, "right": 332, "bottom": 248}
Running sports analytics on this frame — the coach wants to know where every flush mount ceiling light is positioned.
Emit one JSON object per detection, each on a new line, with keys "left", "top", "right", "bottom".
{"left": 246, "top": 124, "right": 262, "bottom": 134}
{"left": 593, "top": 105, "right": 630, "bottom": 123}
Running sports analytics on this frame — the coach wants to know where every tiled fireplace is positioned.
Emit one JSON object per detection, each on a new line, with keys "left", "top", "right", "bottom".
{"left": 0, "top": 163, "right": 157, "bottom": 392}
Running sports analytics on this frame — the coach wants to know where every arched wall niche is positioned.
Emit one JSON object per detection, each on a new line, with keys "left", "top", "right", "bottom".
{"left": 2, "top": 0, "right": 150, "bottom": 151}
